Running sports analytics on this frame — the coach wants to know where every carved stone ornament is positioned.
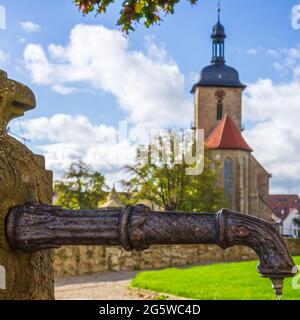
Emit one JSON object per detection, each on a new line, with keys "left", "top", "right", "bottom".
{"left": 215, "top": 89, "right": 226, "bottom": 101}
{"left": 0, "top": 70, "right": 54, "bottom": 300}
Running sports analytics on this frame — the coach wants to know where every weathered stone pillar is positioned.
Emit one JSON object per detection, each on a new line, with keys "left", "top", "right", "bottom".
{"left": 0, "top": 70, "right": 54, "bottom": 300}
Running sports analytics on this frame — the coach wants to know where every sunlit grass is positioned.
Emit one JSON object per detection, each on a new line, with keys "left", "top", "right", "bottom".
{"left": 131, "top": 257, "right": 300, "bottom": 300}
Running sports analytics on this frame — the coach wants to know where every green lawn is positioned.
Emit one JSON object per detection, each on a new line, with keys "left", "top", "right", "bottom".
{"left": 131, "top": 257, "right": 300, "bottom": 300}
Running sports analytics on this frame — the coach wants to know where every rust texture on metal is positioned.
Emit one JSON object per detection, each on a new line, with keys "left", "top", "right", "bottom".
{"left": 5, "top": 203, "right": 297, "bottom": 295}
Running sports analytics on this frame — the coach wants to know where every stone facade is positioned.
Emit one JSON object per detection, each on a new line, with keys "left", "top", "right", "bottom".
{"left": 210, "top": 149, "right": 272, "bottom": 221}
{"left": 194, "top": 82, "right": 273, "bottom": 220}
{"left": 0, "top": 70, "right": 54, "bottom": 300}
{"left": 193, "top": 62, "right": 273, "bottom": 220}
{"left": 194, "top": 86, "right": 243, "bottom": 139}
{"left": 53, "top": 239, "right": 300, "bottom": 278}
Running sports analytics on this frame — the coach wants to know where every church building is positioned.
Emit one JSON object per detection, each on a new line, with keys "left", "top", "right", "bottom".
{"left": 192, "top": 9, "right": 272, "bottom": 221}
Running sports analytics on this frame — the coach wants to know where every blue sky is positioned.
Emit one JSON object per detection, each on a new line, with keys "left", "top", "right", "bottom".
{"left": 0, "top": 0, "right": 300, "bottom": 194}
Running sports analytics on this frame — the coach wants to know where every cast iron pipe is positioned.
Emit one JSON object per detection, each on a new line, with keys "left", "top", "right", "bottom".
{"left": 5, "top": 203, "right": 297, "bottom": 297}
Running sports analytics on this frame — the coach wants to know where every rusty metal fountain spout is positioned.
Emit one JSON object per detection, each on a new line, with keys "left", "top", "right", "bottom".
{"left": 6, "top": 203, "right": 297, "bottom": 297}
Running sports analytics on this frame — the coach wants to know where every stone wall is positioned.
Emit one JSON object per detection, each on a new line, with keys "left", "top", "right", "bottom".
{"left": 194, "top": 86, "right": 243, "bottom": 139}
{"left": 53, "top": 239, "right": 300, "bottom": 278}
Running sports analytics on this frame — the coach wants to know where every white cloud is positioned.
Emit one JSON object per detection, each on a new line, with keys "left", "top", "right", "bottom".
{"left": 244, "top": 79, "right": 300, "bottom": 194}
{"left": 238, "top": 47, "right": 279, "bottom": 58}
{"left": 265, "top": 49, "right": 280, "bottom": 59}
{"left": 283, "top": 47, "right": 300, "bottom": 60}
{"left": 24, "top": 44, "right": 53, "bottom": 84}
{"left": 23, "top": 24, "right": 191, "bottom": 130}
{"left": 52, "top": 84, "right": 75, "bottom": 95}
{"left": 238, "top": 46, "right": 283, "bottom": 59}
{"left": 238, "top": 46, "right": 300, "bottom": 76}
{"left": 256, "top": 45, "right": 300, "bottom": 77}
{"left": 20, "top": 21, "right": 41, "bottom": 33}
{"left": 48, "top": 44, "right": 68, "bottom": 61}
{"left": 12, "top": 114, "right": 136, "bottom": 184}
{"left": 0, "top": 49, "right": 8, "bottom": 63}
{"left": 245, "top": 48, "right": 258, "bottom": 55}
{"left": 20, "top": 114, "right": 115, "bottom": 143}
{"left": 20, "top": 24, "right": 193, "bottom": 185}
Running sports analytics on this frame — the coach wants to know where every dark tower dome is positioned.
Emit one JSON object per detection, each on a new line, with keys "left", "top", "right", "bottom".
{"left": 192, "top": 4, "right": 245, "bottom": 93}
{"left": 194, "top": 63, "right": 245, "bottom": 89}
{"left": 211, "top": 21, "right": 226, "bottom": 40}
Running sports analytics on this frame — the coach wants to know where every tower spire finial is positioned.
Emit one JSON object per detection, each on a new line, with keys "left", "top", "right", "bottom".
{"left": 217, "top": 0, "right": 221, "bottom": 23}
{"left": 211, "top": 1, "right": 226, "bottom": 64}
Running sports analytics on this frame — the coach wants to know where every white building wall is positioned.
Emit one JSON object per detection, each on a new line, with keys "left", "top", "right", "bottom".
{"left": 280, "top": 209, "right": 300, "bottom": 238}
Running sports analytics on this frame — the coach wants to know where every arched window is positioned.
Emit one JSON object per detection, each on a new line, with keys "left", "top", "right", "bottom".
{"left": 217, "top": 101, "right": 223, "bottom": 120}
{"left": 224, "top": 158, "right": 233, "bottom": 207}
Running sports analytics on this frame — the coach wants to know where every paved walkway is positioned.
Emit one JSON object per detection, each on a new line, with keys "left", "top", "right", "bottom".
{"left": 55, "top": 271, "right": 184, "bottom": 300}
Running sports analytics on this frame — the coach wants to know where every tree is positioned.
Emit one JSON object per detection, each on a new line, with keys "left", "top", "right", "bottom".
{"left": 121, "top": 136, "right": 227, "bottom": 212}
{"left": 54, "top": 161, "right": 107, "bottom": 209}
{"left": 74, "top": 0, "right": 197, "bottom": 33}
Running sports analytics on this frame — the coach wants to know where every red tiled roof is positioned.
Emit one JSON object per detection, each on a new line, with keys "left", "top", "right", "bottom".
{"left": 205, "top": 114, "right": 253, "bottom": 152}
{"left": 268, "top": 194, "right": 300, "bottom": 220}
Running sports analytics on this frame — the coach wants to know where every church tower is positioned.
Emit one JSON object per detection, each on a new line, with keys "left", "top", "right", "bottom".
{"left": 192, "top": 5, "right": 246, "bottom": 139}
{"left": 191, "top": 6, "right": 272, "bottom": 221}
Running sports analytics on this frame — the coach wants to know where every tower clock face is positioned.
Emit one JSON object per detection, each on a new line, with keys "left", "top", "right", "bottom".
{"left": 215, "top": 89, "right": 226, "bottom": 101}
